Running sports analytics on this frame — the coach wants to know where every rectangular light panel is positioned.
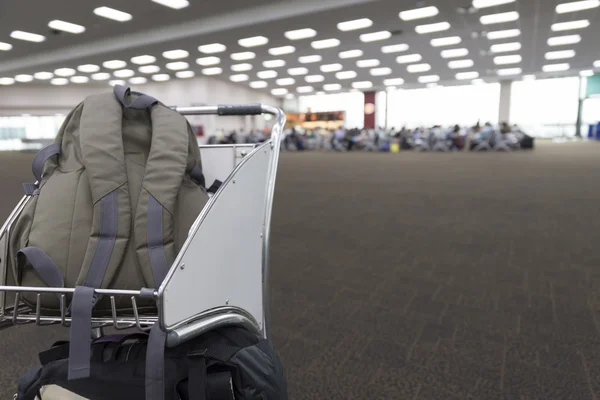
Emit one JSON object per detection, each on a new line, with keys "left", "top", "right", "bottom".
{"left": 93, "top": 6, "right": 132, "bottom": 22}
{"left": 269, "top": 46, "right": 295, "bottom": 55}
{"left": 456, "top": 71, "right": 480, "bottom": 80}
{"left": 415, "top": 22, "right": 450, "bottom": 34}
{"left": 396, "top": 54, "right": 422, "bottom": 63}
{"left": 556, "top": 0, "right": 600, "bottom": 13}
{"left": 381, "top": 44, "right": 409, "bottom": 53}
{"left": 357, "top": 59, "right": 380, "bottom": 68}
{"left": 298, "top": 55, "right": 322, "bottom": 64}
{"left": 10, "top": 30, "right": 46, "bottom": 42}
{"left": 407, "top": 63, "right": 431, "bottom": 73}
{"left": 473, "top": 0, "right": 516, "bottom": 8}
{"left": 497, "top": 67, "right": 522, "bottom": 76}
{"left": 547, "top": 35, "right": 581, "bottom": 46}
{"left": 542, "top": 63, "right": 570, "bottom": 72}
{"left": 339, "top": 49, "right": 363, "bottom": 58}
{"left": 311, "top": 39, "right": 340, "bottom": 49}
{"left": 399, "top": 6, "right": 439, "bottom": 21}
{"left": 486, "top": 29, "right": 521, "bottom": 40}
{"left": 431, "top": 36, "right": 461, "bottom": 47}
{"left": 384, "top": 78, "right": 405, "bottom": 86}
{"left": 490, "top": 42, "right": 521, "bottom": 53}
{"left": 449, "top": 59, "right": 475, "bottom": 69}
{"left": 337, "top": 18, "right": 373, "bottom": 31}
{"left": 545, "top": 50, "right": 576, "bottom": 60}
{"left": 238, "top": 36, "right": 269, "bottom": 47}
{"left": 551, "top": 20, "right": 590, "bottom": 31}
{"left": 48, "top": 20, "right": 86, "bottom": 34}
{"left": 418, "top": 75, "right": 440, "bottom": 83}
{"left": 493, "top": 55, "right": 522, "bottom": 64}
{"left": 441, "top": 48, "right": 469, "bottom": 58}
{"left": 284, "top": 28, "right": 317, "bottom": 40}
{"left": 360, "top": 31, "right": 392, "bottom": 42}
{"left": 480, "top": 11, "right": 519, "bottom": 25}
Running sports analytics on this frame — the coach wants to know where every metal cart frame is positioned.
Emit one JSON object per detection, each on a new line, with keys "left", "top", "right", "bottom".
{"left": 0, "top": 103, "right": 285, "bottom": 347}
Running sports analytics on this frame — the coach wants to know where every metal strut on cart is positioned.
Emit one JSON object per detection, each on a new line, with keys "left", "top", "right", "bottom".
{"left": 0, "top": 103, "right": 285, "bottom": 348}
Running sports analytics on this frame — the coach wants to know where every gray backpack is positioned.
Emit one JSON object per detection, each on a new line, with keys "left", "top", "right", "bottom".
{"left": 7, "top": 86, "right": 208, "bottom": 361}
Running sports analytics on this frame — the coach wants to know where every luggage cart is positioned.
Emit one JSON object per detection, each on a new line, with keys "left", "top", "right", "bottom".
{"left": 0, "top": 103, "right": 285, "bottom": 348}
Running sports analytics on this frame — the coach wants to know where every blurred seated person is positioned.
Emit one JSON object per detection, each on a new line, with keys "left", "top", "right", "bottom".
{"left": 448, "top": 124, "right": 464, "bottom": 150}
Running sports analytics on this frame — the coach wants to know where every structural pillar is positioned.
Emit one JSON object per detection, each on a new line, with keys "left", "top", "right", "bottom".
{"left": 364, "top": 91, "right": 376, "bottom": 129}
{"left": 498, "top": 80, "right": 512, "bottom": 124}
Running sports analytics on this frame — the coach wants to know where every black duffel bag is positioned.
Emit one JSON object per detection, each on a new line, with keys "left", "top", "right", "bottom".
{"left": 16, "top": 326, "right": 288, "bottom": 400}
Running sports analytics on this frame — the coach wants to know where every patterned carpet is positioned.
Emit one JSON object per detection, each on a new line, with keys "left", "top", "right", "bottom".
{"left": 1, "top": 141, "right": 600, "bottom": 399}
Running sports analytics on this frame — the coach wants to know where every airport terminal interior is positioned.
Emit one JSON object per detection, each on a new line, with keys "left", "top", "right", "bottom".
{"left": 1, "top": 0, "right": 600, "bottom": 399}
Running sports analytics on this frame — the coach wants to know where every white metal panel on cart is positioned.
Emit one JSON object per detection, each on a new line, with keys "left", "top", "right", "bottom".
{"left": 160, "top": 141, "right": 272, "bottom": 332}
{"left": 199, "top": 144, "right": 256, "bottom": 187}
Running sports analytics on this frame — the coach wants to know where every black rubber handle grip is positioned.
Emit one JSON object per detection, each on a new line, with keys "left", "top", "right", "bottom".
{"left": 217, "top": 104, "right": 263, "bottom": 116}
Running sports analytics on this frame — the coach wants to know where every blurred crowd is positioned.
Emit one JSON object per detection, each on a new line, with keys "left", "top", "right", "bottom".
{"left": 201, "top": 122, "right": 534, "bottom": 152}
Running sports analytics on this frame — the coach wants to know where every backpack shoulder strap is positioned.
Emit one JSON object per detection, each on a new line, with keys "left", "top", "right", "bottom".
{"left": 117, "top": 86, "right": 192, "bottom": 288}
{"left": 77, "top": 91, "right": 132, "bottom": 290}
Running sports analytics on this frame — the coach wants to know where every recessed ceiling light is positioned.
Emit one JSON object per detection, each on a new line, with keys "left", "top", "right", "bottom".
{"left": 230, "top": 74, "right": 249, "bottom": 82}
{"left": 114, "top": 69, "right": 135, "bottom": 78}
{"left": 384, "top": 78, "right": 405, "bottom": 86}
{"left": 51, "top": 78, "right": 69, "bottom": 85}
{"left": 473, "top": 0, "right": 516, "bottom": 8}
{"left": 370, "top": 67, "right": 392, "bottom": 76}
{"left": 15, "top": 74, "right": 33, "bottom": 83}
{"left": 175, "top": 70, "right": 195, "bottom": 78}
{"left": 238, "top": 36, "right": 269, "bottom": 47}
{"left": 288, "top": 67, "right": 309, "bottom": 75}
{"left": 337, "top": 18, "right": 373, "bottom": 31}
{"left": 472, "top": 78, "right": 485, "bottom": 85}
{"left": 271, "top": 88, "right": 288, "bottom": 96}
{"left": 324, "top": 83, "right": 342, "bottom": 91}
{"left": 231, "top": 63, "right": 253, "bottom": 72}
{"left": 339, "top": 49, "right": 363, "bottom": 58}
{"left": 336, "top": 71, "right": 357, "bottom": 80}
{"left": 456, "top": 71, "right": 480, "bottom": 80}
{"left": 250, "top": 81, "right": 268, "bottom": 89}
{"left": 257, "top": 70, "right": 278, "bottom": 79}
{"left": 381, "top": 44, "right": 409, "bottom": 54}
{"left": 163, "top": 49, "right": 189, "bottom": 59}
{"left": 490, "top": 42, "right": 521, "bottom": 53}
{"left": 151, "top": 0, "right": 190, "bottom": 9}
{"left": 103, "top": 60, "right": 127, "bottom": 69}
{"left": 497, "top": 67, "right": 522, "bottom": 76}
{"left": 231, "top": 52, "right": 256, "bottom": 61}
{"left": 202, "top": 67, "right": 222, "bottom": 75}
{"left": 352, "top": 81, "right": 373, "bottom": 89}
{"left": 152, "top": 74, "right": 170, "bottom": 82}
{"left": 357, "top": 59, "right": 380, "bottom": 68}
{"left": 580, "top": 69, "right": 594, "bottom": 76}
{"left": 493, "top": 55, "right": 522, "bottom": 65}
{"left": 486, "top": 29, "right": 521, "bottom": 40}
{"left": 298, "top": 55, "right": 322, "bottom": 64}
{"left": 542, "top": 63, "right": 570, "bottom": 72}
{"left": 10, "top": 30, "right": 45, "bottom": 42}
{"left": 594, "top": 60, "right": 600, "bottom": 68}
{"left": 34, "top": 72, "right": 53, "bottom": 80}
{"left": 166, "top": 62, "right": 188, "bottom": 70}
{"left": 430, "top": 36, "right": 462, "bottom": 47}
{"left": 284, "top": 28, "right": 317, "bottom": 40}
{"left": 407, "top": 63, "right": 431, "bottom": 73}
{"left": 360, "top": 31, "right": 392, "bottom": 42}
{"left": 48, "top": 20, "right": 85, "bottom": 34}
{"left": 545, "top": 50, "right": 576, "bottom": 60}
{"left": 263, "top": 59, "right": 286, "bottom": 68}
{"left": 551, "top": 20, "right": 590, "bottom": 31}
{"left": 311, "top": 39, "right": 340, "bottom": 49}
{"left": 276, "top": 78, "right": 295, "bottom": 86}
{"left": 0, "top": 77, "right": 15, "bottom": 85}
{"left": 547, "top": 35, "right": 581, "bottom": 46}
{"left": 70, "top": 76, "right": 89, "bottom": 84}
{"left": 77, "top": 64, "right": 100, "bottom": 73}
{"left": 441, "top": 48, "right": 469, "bottom": 58}
{"left": 269, "top": 46, "right": 295, "bottom": 56}
{"left": 305, "top": 75, "right": 325, "bottom": 83}
{"left": 196, "top": 56, "right": 220, "bottom": 66}
{"left": 108, "top": 80, "right": 126, "bottom": 86}
{"left": 129, "top": 76, "right": 148, "bottom": 84}
{"left": 93, "top": 7, "right": 132, "bottom": 22}
{"left": 91, "top": 72, "right": 111, "bottom": 80}
{"left": 54, "top": 68, "right": 76, "bottom": 77}
{"left": 480, "top": 11, "right": 519, "bottom": 25}
{"left": 415, "top": 22, "right": 450, "bottom": 34}
{"left": 556, "top": 0, "right": 600, "bottom": 14}
{"left": 0, "top": 42, "right": 12, "bottom": 51}
{"left": 138, "top": 65, "right": 160, "bottom": 74}
{"left": 198, "top": 43, "right": 226, "bottom": 54}
{"left": 396, "top": 54, "right": 422, "bottom": 64}
{"left": 320, "top": 63, "right": 343, "bottom": 72}
{"left": 297, "top": 86, "right": 314, "bottom": 93}
{"left": 449, "top": 59, "right": 475, "bottom": 68}
{"left": 418, "top": 75, "right": 440, "bottom": 83}
{"left": 131, "top": 55, "right": 156, "bottom": 65}
{"left": 399, "top": 6, "right": 439, "bottom": 21}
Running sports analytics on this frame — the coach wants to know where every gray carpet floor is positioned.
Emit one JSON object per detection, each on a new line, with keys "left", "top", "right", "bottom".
{"left": 1, "top": 141, "right": 599, "bottom": 399}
